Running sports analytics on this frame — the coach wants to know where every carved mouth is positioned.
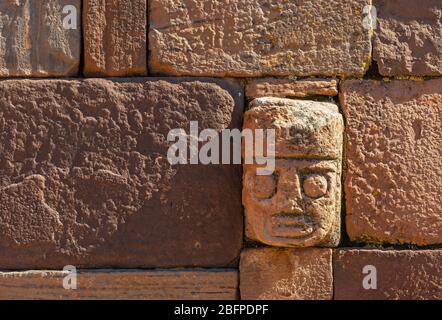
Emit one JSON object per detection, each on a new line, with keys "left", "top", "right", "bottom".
{"left": 270, "top": 213, "right": 314, "bottom": 238}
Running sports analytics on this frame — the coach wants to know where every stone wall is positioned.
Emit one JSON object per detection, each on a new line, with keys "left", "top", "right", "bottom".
{"left": 0, "top": 0, "right": 440, "bottom": 300}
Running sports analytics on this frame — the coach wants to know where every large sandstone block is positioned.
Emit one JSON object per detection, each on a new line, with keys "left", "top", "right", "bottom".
{"left": 243, "top": 98, "right": 343, "bottom": 247}
{"left": 0, "top": 78, "right": 243, "bottom": 269}
{"left": 334, "top": 249, "right": 442, "bottom": 300}
{"left": 240, "top": 248, "right": 333, "bottom": 300}
{"left": 84, "top": 0, "right": 147, "bottom": 76}
{"left": 246, "top": 79, "right": 338, "bottom": 99}
{"left": 341, "top": 79, "right": 442, "bottom": 245}
{"left": 373, "top": 0, "right": 442, "bottom": 76}
{"left": 0, "top": 269, "right": 238, "bottom": 300}
{"left": 0, "top": 0, "right": 81, "bottom": 77}
{"left": 149, "top": 0, "right": 372, "bottom": 77}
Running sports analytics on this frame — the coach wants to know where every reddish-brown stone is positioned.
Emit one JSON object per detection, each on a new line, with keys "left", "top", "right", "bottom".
{"left": 243, "top": 98, "right": 344, "bottom": 248}
{"left": 373, "top": 0, "right": 442, "bottom": 76}
{"left": 246, "top": 79, "right": 338, "bottom": 99}
{"left": 149, "top": 0, "right": 372, "bottom": 77}
{"left": 341, "top": 79, "right": 442, "bottom": 245}
{"left": 0, "top": 78, "right": 243, "bottom": 269}
{"left": 84, "top": 0, "right": 147, "bottom": 76}
{"left": 240, "top": 248, "right": 333, "bottom": 300}
{"left": 334, "top": 249, "right": 442, "bottom": 300}
{"left": 0, "top": 0, "right": 81, "bottom": 77}
{"left": 0, "top": 269, "right": 238, "bottom": 300}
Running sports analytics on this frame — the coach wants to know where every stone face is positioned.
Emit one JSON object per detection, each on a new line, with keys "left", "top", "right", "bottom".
{"left": 373, "top": 0, "right": 442, "bottom": 76}
{"left": 240, "top": 248, "right": 333, "bottom": 300}
{"left": 84, "top": 0, "right": 147, "bottom": 77}
{"left": 0, "top": 78, "right": 243, "bottom": 269}
{"left": 242, "top": 98, "right": 343, "bottom": 247}
{"left": 341, "top": 79, "right": 442, "bottom": 245}
{"left": 334, "top": 249, "right": 442, "bottom": 300}
{"left": 0, "top": 0, "right": 80, "bottom": 77}
{"left": 149, "top": 0, "right": 372, "bottom": 77}
{"left": 0, "top": 270, "right": 238, "bottom": 300}
{"left": 246, "top": 79, "right": 338, "bottom": 99}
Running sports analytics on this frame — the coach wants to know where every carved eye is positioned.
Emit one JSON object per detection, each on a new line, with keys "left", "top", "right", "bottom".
{"left": 303, "top": 174, "right": 328, "bottom": 198}
{"left": 253, "top": 174, "right": 276, "bottom": 199}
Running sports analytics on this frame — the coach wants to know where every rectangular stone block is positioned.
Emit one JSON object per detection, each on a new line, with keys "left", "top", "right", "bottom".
{"left": 246, "top": 79, "right": 338, "bottom": 99}
{"left": 0, "top": 0, "right": 81, "bottom": 77}
{"left": 243, "top": 98, "right": 344, "bottom": 248}
{"left": 240, "top": 248, "right": 333, "bottom": 300}
{"left": 341, "top": 79, "right": 442, "bottom": 245}
{"left": 84, "top": 0, "right": 147, "bottom": 76}
{"left": 373, "top": 0, "right": 442, "bottom": 76}
{"left": 0, "top": 269, "right": 238, "bottom": 300}
{"left": 334, "top": 249, "right": 442, "bottom": 300}
{"left": 0, "top": 78, "right": 243, "bottom": 269}
{"left": 149, "top": 0, "right": 372, "bottom": 77}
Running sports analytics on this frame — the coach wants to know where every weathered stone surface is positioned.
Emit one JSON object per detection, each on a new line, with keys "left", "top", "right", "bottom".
{"left": 341, "top": 79, "right": 442, "bottom": 245}
{"left": 0, "top": 269, "right": 238, "bottom": 300}
{"left": 240, "top": 248, "right": 333, "bottom": 300}
{"left": 243, "top": 98, "right": 343, "bottom": 247}
{"left": 334, "top": 249, "right": 442, "bottom": 300}
{"left": 149, "top": 0, "right": 372, "bottom": 77}
{"left": 0, "top": 0, "right": 80, "bottom": 77}
{"left": 84, "top": 0, "right": 147, "bottom": 77}
{"left": 373, "top": 0, "right": 442, "bottom": 76}
{"left": 0, "top": 78, "right": 243, "bottom": 269}
{"left": 246, "top": 79, "right": 338, "bottom": 99}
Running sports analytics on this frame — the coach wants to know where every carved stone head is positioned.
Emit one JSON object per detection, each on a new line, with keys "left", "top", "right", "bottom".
{"left": 243, "top": 98, "right": 343, "bottom": 247}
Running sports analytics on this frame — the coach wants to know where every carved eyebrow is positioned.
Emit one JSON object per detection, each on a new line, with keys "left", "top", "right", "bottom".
{"left": 298, "top": 161, "right": 337, "bottom": 173}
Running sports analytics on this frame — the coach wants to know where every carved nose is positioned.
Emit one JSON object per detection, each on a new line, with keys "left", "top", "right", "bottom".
{"left": 276, "top": 175, "right": 303, "bottom": 213}
{"left": 277, "top": 197, "right": 303, "bottom": 213}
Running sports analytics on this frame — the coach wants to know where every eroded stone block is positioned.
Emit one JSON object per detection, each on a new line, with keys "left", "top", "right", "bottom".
{"left": 242, "top": 98, "right": 344, "bottom": 247}
{"left": 246, "top": 79, "right": 338, "bottom": 99}
{"left": 0, "top": 0, "right": 81, "bottom": 77}
{"left": 0, "top": 78, "right": 243, "bottom": 269}
{"left": 0, "top": 269, "right": 238, "bottom": 300}
{"left": 240, "top": 248, "right": 333, "bottom": 300}
{"left": 373, "top": 0, "right": 442, "bottom": 76}
{"left": 334, "top": 249, "right": 442, "bottom": 300}
{"left": 341, "top": 79, "right": 442, "bottom": 245}
{"left": 149, "top": 0, "right": 372, "bottom": 77}
{"left": 84, "top": 0, "right": 147, "bottom": 76}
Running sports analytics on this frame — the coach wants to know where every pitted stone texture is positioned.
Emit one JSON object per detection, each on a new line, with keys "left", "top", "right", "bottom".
{"left": 240, "top": 248, "right": 333, "bottom": 300}
{"left": 242, "top": 98, "right": 343, "bottom": 248}
{"left": 149, "top": 0, "right": 372, "bottom": 77}
{"left": 0, "top": 0, "right": 80, "bottom": 77}
{"left": 84, "top": 0, "right": 147, "bottom": 77}
{"left": 246, "top": 79, "right": 338, "bottom": 99}
{"left": 0, "top": 78, "right": 243, "bottom": 269}
{"left": 341, "top": 79, "right": 442, "bottom": 245}
{"left": 0, "top": 270, "right": 238, "bottom": 300}
{"left": 373, "top": 0, "right": 442, "bottom": 76}
{"left": 334, "top": 249, "right": 442, "bottom": 300}
{"left": 245, "top": 98, "right": 344, "bottom": 160}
